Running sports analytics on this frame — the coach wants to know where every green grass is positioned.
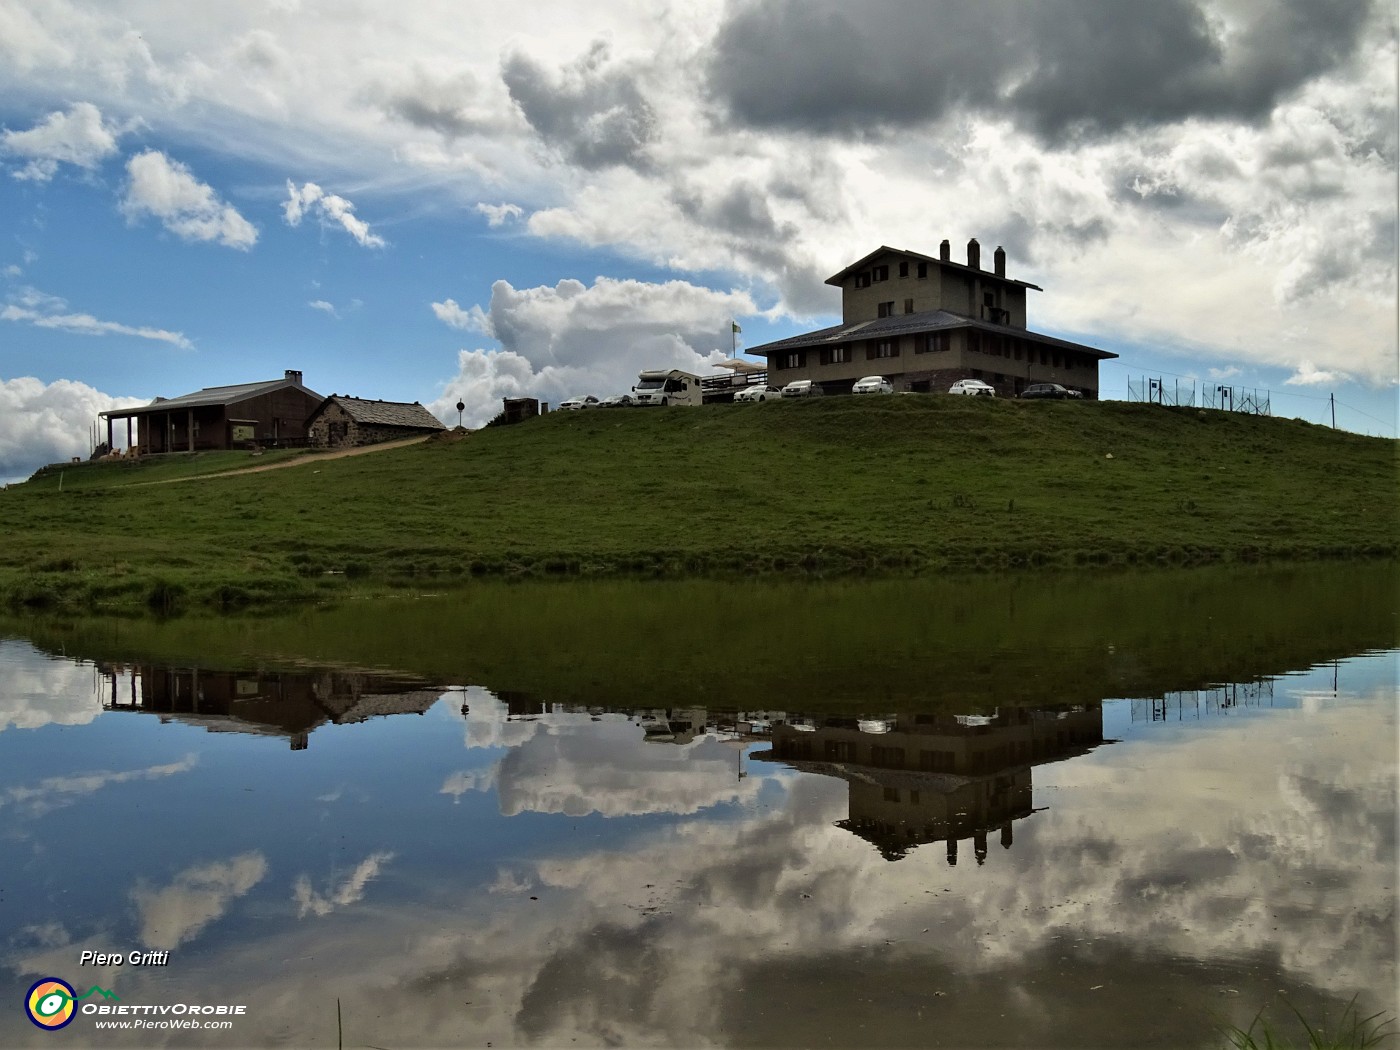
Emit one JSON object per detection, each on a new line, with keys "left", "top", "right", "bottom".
{"left": 1223, "top": 997, "right": 1395, "bottom": 1050}
{"left": 0, "top": 396, "right": 1395, "bottom": 612}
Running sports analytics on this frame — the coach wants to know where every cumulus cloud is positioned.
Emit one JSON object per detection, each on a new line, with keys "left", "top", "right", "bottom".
{"left": 1, "top": 754, "right": 197, "bottom": 817}
{"left": 307, "top": 299, "right": 338, "bottom": 318}
{"left": 476, "top": 201, "right": 523, "bottom": 226}
{"left": 1285, "top": 361, "right": 1350, "bottom": 386}
{"left": 293, "top": 852, "right": 394, "bottom": 918}
{"left": 133, "top": 853, "right": 268, "bottom": 951}
{"left": 707, "top": 0, "right": 1373, "bottom": 143}
{"left": 503, "top": 40, "right": 657, "bottom": 170}
{"left": 0, "top": 374, "right": 148, "bottom": 483}
{"left": 3, "top": 286, "right": 192, "bottom": 349}
{"left": 0, "top": 640, "right": 105, "bottom": 733}
{"left": 1, "top": 101, "right": 120, "bottom": 181}
{"left": 429, "top": 275, "right": 754, "bottom": 426}
{"left": 283, "top": 180, "right": 386, "bottom": 248}
{"left": 120, "top": 150, "right": 258, "bottom": 249}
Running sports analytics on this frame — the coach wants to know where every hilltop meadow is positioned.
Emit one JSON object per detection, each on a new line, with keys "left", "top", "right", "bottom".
{"left": 0, "top": 395, "right": 1394, "bottom": 614}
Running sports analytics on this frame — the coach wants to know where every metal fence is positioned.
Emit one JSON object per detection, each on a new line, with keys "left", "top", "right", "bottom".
{"left": 1127, "top": 376, "right": 1272, "bottom": 417}
{"left": 1129, "top": 679, "right": 1276, "bottom": 723}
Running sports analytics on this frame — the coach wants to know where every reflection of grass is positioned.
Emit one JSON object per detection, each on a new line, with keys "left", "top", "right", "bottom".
{"left": 1, "top": 398, "right": 1395, "bottom": 612}
{"left": 1224, "top": 998, "right": 1396, "bottom": 1050}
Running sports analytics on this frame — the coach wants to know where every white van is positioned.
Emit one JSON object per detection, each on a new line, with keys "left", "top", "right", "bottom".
{"left": 633, "top": 369, "right": 702, "bottom": 407}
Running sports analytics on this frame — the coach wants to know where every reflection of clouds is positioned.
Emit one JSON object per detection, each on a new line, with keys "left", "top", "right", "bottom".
{"left": 294, "top": 851, "right": 394, "bottom": 918}
{"left": 0, "top": 754, "right": 197, "bottom": 817}
{"left": 142, "top": 680, "right": 1396, "bottom": 1049}
{"left": 495, "top": 724, "right": 759, "bottom": 818}
{"left": 440, "top": 766, "right": 498, "bottom": 802}
{"left": 132, "top": 852, "right": 268, "bottom": 950}
{"left": 460, "top": 688, "right": 543, "bottom": 750}
{"left": 0, "top": 640, "right": 103, "bottom": 732}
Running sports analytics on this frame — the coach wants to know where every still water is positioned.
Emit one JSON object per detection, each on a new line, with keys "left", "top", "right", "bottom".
{"left": 1, "top": 565, "right": 1395, "bottom": 1049}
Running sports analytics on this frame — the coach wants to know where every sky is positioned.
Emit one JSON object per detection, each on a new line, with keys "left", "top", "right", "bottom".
{"left": 0, "top": 0, "right": 1396, "bottom": 481}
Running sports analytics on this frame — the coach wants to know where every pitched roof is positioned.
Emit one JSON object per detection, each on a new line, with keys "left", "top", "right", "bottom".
{"left": 101, "top": 377, "right": 322, "bottom": 417}
{"left": 744, "top": 309, "right": 1117, "bottom": 359}
{"left": 312, "top": 395, "right": 446, "bottom": 430}
{"left": 825, "top": 245, "right": 1043, "bottom": 291}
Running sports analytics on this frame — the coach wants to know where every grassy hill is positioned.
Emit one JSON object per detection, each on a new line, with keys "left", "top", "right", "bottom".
{"left": 0, "top": 395, "right": 1394, "bottom": 612}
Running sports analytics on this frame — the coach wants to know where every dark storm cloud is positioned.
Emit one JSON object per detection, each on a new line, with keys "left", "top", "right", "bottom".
{"left": 708, "top": 0, "right": 1375, "bottom": 142}
{"left": 502, "top": 41, "right": 657, "bottom": 170}
{"left": 378, "top": 71, "right": 506, "bottom": 138}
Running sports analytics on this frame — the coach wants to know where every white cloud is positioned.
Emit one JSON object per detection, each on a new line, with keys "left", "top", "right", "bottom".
{"left": 283, "top": 180, "right": 385, "bottom": 248}
{"left": 1208, "top": 366, "right": 1241, "bottom": 380}
{"left": 121, "top": 150, "right": 258, "bottom": 249}
{"left": 1, "top": 754, "right": 198, "bottom": 818}
{"left": 0, "top": 374, "right": 148, "bottom": 483}
{"left": 2, "top": 264, "right": 21, "bottom": 278}
{"left": 293, "top": 852, "right": 394, "bottom": 918}
{"left": 1284, "top": 360, "right": 1349, "bottom": 387}
{"left": 1, "top": 102, "right": 119, "bottom": 181}
{"left": 3, "top": 286, "right": 193, "bottom": 349}
{"left": 0, "top": 640, "right": 105, "bottom": 732}
{"left": 307, "top": 298, "right": 338, "bottom": 318}
{"left": 476, "top": 202, "right": 524, "bottom": 226}
{"left": 429, "top": 274, "right": 754, "bottom": 426}
{"left": 429, "top": 297, "right": 486, "bottom": 331}
{"left": 132, "top": 852, "right": 268, "bottom": 950}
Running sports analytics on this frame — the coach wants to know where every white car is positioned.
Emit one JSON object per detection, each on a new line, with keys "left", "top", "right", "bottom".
{"left": 949, "top": 379, "right": 996, "bottom": 397}
{"left": 600, "top": 393, "right": 635, "bottom": 408}
{"left": 780, "top": 380, "right": 824, "bottom": 398}
{"left": 852, "top": 376, "right": 894, "bottom": 395}
{"left": 558, "top": 395, "right": 601, "bottom": 410}
{"left": 734, "top": 384, "right": 780, "bottom": 403}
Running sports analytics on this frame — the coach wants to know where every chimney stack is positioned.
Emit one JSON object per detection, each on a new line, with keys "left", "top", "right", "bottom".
{"left": 967, "top": 238, "right": 980, "bottom": 270}
{"left": 994, "top": 246, "right": 1006, "bottom": 277}
{"left": 285, "top": 369, "right": 303, "bottom": 385}
{"left": 939, "top": 239, "right": 951, "bottom": 262}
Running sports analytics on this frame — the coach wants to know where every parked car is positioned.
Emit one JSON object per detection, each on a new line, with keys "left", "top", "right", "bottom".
{"left": 559, "top": 395, "right": 601, "bottom": 410}
{"left": 780, "top": 380, "right": 824, "bottom": 398}
{"left": 1019, "top": 383, "right": 1074, "bottom": 400}
{"left": 600, "top": 393, "right": 635, "bottom": 407}
{"left": 949, "top": 379, "right": 996, "bottom": 397}
{"left": 733, "top": 384, "right": 781, "bottom": 403}
{"left": 852, "top": 376, "right": 894, "bottom": 395}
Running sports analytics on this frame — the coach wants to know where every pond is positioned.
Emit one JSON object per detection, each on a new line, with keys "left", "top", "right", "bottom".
{"left": 1, "top": 563, "right": 1395, "bottom": 1048}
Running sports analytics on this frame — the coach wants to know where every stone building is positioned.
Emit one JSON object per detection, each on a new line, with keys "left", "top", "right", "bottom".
{"left": 305, "top": 395, "right": 446, "bottom": 449}
{"left": 746, "top": 242, "right": 1118, "bottom": 398}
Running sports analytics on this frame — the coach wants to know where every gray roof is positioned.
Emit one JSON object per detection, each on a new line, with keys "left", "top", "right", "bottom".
{"left": 313, "top": 395, "right": 446, "bottom": 430}
{"left": 826, "top": 245, "right": 1043, "bottom": 292}
{"left": 101, "top": 377, "right": 322, "bottom": 417}
{"left": 745, "top": 309, "right": 1118, "bottom": 360}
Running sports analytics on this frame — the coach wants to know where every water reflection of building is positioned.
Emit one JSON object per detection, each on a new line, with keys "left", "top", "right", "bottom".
{"left": 97, "top": 664, "right": 442, "bottom": 749}
{"left": 752, "top": 707, "right": 1106, "bottom": 863}
{"left": 1131, "top": 680, "right": 1276, "bottom": 723}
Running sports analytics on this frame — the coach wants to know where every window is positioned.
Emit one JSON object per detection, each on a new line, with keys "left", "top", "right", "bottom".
{"left": 903, "top": 298, "right": 914, "bottom": 314}
{"left": 855, "top": 272, "right": 871, "bottom": 288}
{"left": 872, "top": 265, "right": 889, "bottom": 282}
{"left": 870, "top": 340, "right": 898, "bottom": 359}
{"left": 916, "top": 262, "right": 928, "bottom": 278}
{"left": 877, "top": 301, "right": 895, "bottom": 318}
{"left": 779, "top": 351, "right": 805, "bottom": 370}
{"left": 819, "top": 345, "right": 850, "bottom": 365}
{"left": 969, "top": 332, "right": 982, "bottom": 354}
{"left": 921, "top": 331, "right": 950, "bottom": 354}
{"left": 898, "top": 261, "right": 909, "bottom": 278}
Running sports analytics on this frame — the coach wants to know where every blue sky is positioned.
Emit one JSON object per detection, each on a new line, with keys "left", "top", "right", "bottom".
{"left": 0, "top": 0, "right": 1396, "bottom": 481}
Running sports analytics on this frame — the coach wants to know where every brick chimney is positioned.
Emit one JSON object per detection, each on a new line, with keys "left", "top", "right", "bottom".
{"left": 994, "top": 246, "right": 1006, "bottom": 277}
{"left": 285, "top": 369, "right": 303, "bottom": 385}
{"left": 966, "top": 238, "right": 981, "bottom": 270}
{"left": 939, "top": 239, "right": 951, "bottom": 262}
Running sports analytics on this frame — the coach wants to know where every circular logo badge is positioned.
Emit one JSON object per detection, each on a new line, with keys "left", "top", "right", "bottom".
{"left": 26, "top": 978, "right": 77, "bottom": 1031}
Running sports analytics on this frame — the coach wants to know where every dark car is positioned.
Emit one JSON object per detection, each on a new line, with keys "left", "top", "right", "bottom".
{"left": 1020, "top": 383, "right": 1075, "bottom": 400}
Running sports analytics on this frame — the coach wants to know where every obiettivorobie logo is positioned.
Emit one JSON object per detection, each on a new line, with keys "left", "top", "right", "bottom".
{"left": 25, "top": 979, "right": 119, "bottom": 1031}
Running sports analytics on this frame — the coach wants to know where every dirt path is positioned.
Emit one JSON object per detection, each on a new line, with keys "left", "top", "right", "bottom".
{"left": 138, "top": 434, "right": 438, "bottom": 485}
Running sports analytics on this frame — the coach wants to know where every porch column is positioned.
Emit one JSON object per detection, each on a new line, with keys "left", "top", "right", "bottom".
{"left": 106, "top": 415, "right": 114, "bottom": 451}
{"left": 187, "top": 409, "right": 194, "bottom": 451}
{"left": 126, "top": 417, "right": 132, "bottom": 451}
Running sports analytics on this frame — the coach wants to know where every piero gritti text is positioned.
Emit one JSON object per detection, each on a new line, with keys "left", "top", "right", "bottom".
{"left": 80, "top": 950, "right": 171, "bottom": 967}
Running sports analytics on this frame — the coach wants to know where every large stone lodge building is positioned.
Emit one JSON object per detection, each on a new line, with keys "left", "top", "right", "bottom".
{"left": 747, "top": 241, "right": 1117, "bottom": 398}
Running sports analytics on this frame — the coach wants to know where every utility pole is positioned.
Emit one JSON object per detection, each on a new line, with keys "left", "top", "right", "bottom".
{"left": 1329, "top": 392, "right": 1336, "bottom": 429}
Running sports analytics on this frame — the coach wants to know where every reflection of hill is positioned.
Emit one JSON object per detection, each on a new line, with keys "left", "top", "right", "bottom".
{"left": 753, "top": 707, "right": 1105, "bottom": 862}
{"left": 11, "top": 561, "right": 1395, "bottom": 717}
{"left": 98, "top": 664, "right": 442, "bottom": 749}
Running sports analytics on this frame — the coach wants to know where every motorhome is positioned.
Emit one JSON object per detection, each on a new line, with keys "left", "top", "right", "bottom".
{"left": 632, "top": 369, "right": 702, "bottom": 407}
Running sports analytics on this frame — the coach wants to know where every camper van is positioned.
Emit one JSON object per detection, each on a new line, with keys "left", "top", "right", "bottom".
{"left": 633, "top": 369, "right": 702, "bottom": 407}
